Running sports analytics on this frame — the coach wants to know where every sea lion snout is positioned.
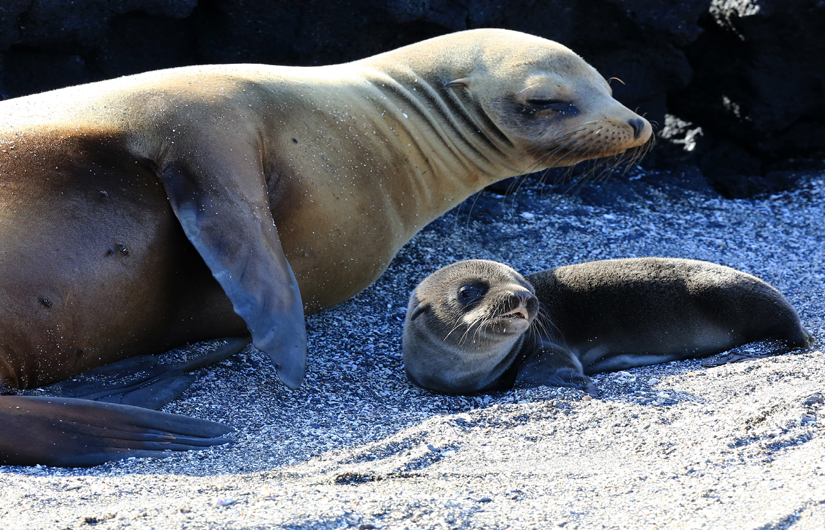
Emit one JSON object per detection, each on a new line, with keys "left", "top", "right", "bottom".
{"left": 495, "top": 288, "right": 538, "bottom": 322}
{"left": 465, "top": 284, "right": 538, "bottom": 339}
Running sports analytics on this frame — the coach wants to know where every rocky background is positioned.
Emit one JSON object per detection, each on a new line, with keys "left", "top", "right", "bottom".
{"left": 1, "top": 0, "right": 824, "bottom": 198}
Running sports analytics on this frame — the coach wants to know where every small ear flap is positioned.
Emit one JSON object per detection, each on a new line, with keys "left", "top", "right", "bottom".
{"left": 444, "top": 77, "right": 473, "bottom": 90}
{"left": 159, "top": 161, "right": 306, "bottom": 389}
{"left": 408, "top": 301, "right": 429, "bottom": 322}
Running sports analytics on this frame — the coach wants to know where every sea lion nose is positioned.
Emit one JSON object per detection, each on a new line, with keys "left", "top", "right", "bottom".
{"left": 516, "top": 291, "right": 533, "bottom": 305}
{"left": 628, "top": 118, "right": 645, "bottom": 140}
{"left": 515, "top": 290, "right": 538, "bottom": 313}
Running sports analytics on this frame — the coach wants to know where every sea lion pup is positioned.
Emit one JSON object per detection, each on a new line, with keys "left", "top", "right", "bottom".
{"left": 0, "top": 29, "right": 651, "bottom": 465}
{"left": 403, "top": 258, "right": 814, "bottom": 395}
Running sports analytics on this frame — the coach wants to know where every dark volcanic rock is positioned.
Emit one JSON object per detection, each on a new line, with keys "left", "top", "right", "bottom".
{"left": 674, "top": 0, "right": 825, "bottom": 159}
{"left": 667, "top": 0, "right": 825, "bottom": 194}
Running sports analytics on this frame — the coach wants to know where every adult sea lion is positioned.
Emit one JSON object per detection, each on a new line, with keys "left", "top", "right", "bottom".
{"left": 403, "top": 258, "right": 814, "bottom": 395}
{"left": 0, "top": 29, "right": 651, "bottom": 466}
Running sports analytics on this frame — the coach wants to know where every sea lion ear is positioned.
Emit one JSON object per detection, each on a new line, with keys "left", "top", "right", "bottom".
{"left": 159, "top": 161, "right": 306, "bottom": 390}
{"left": 408, "top": 301, "right": 430, "bottom": 321}
{"left": 444, "top": 77, "right": 473, "bottom": 90}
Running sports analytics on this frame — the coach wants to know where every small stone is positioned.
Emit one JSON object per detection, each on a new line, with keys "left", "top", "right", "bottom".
{"left": 213, "top": 497, "right": 236, "bottom": 507}
{"left": 260, "top": 486, "right": 275, "bottom": 499}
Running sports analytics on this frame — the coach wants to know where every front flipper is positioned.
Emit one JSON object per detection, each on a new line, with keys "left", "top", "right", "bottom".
{"left": 46, "top": 337, "right": 251, "bottom": 410}
{"left": 159, "top": 160, "right": 306, "bottom": 389}
{"left": 0, "top": 396, "right": 231, "bottom": 467}
{"left": 514, "top": 342, "right": 600, "bottom": 397}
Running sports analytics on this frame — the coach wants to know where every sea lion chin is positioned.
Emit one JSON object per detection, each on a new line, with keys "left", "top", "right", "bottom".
{"left": 403, "top": 258, "right": 814, "bottom": 395}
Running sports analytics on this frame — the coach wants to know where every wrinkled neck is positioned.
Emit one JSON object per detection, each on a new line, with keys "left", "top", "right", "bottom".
{"left": 358, "top": 68, "right": 524, "bottom": 228}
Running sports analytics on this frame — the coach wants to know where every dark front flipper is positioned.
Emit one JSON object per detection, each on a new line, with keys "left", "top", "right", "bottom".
{"left": 46, "top": 337, "right": 251, "bottom": 410}
{"left": 160, "top": 161, "right": 306, "bottom": 389}
{"left": 514, "top": 342, "right": 600, "bottom": 397}
{"left": 0, "top": 396, "right": 231, "bottom": 467}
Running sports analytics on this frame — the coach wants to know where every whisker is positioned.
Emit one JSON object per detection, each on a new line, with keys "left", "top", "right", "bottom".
{"left": 454, "top": 192, "right": 486, "bottom": 233}
{"left": 529, "top": 130, "right": 601, "bottom": 173}
{"left": 524, "top": 126, "right": 593, "bottom": 157}
{"left": 444, "top": 319, "right": 469, "bottom": 344}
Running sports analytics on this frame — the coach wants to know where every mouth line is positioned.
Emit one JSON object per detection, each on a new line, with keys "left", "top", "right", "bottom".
{"left": 498, "top": 308, "right": 530, "bottom": 321}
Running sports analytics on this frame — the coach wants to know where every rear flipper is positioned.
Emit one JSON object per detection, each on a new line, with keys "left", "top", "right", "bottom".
{"left": 0, "top": 395, "right": 231, "bottom": 467}
{"left": 701, "top": 336, "right": 815, "bottom": 368}
{"left": 513, "top": 341, "right": 599, "bottom": 397}
{"left": 44, "top": 337, "right": 251, "bottom": 410}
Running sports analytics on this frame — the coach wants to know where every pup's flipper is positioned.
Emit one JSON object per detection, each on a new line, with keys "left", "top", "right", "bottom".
{"left": 700, "top": 339, "right": 812, "bottom": 368}
{"left": 514, "top": 342, "right": 600, "bottom": 397}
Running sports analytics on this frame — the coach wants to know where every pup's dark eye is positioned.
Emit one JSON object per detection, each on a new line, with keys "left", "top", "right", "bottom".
{"left": 458, "top": 286, "right": 481, "bottom": 302}
{"left": 526, "top": 99, "right": 579, "bottom": 116}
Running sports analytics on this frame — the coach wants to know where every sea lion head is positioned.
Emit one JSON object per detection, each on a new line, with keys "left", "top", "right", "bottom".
{"left": 437, "top": 29, "right": 653, "bottom": 172}
{"left": 403, "top": 259, "right": 539, "bottom": 394}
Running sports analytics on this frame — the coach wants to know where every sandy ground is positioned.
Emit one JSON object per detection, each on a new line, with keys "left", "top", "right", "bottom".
{"left": 2, "top": 169, "right": 824, "bottom": 530}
